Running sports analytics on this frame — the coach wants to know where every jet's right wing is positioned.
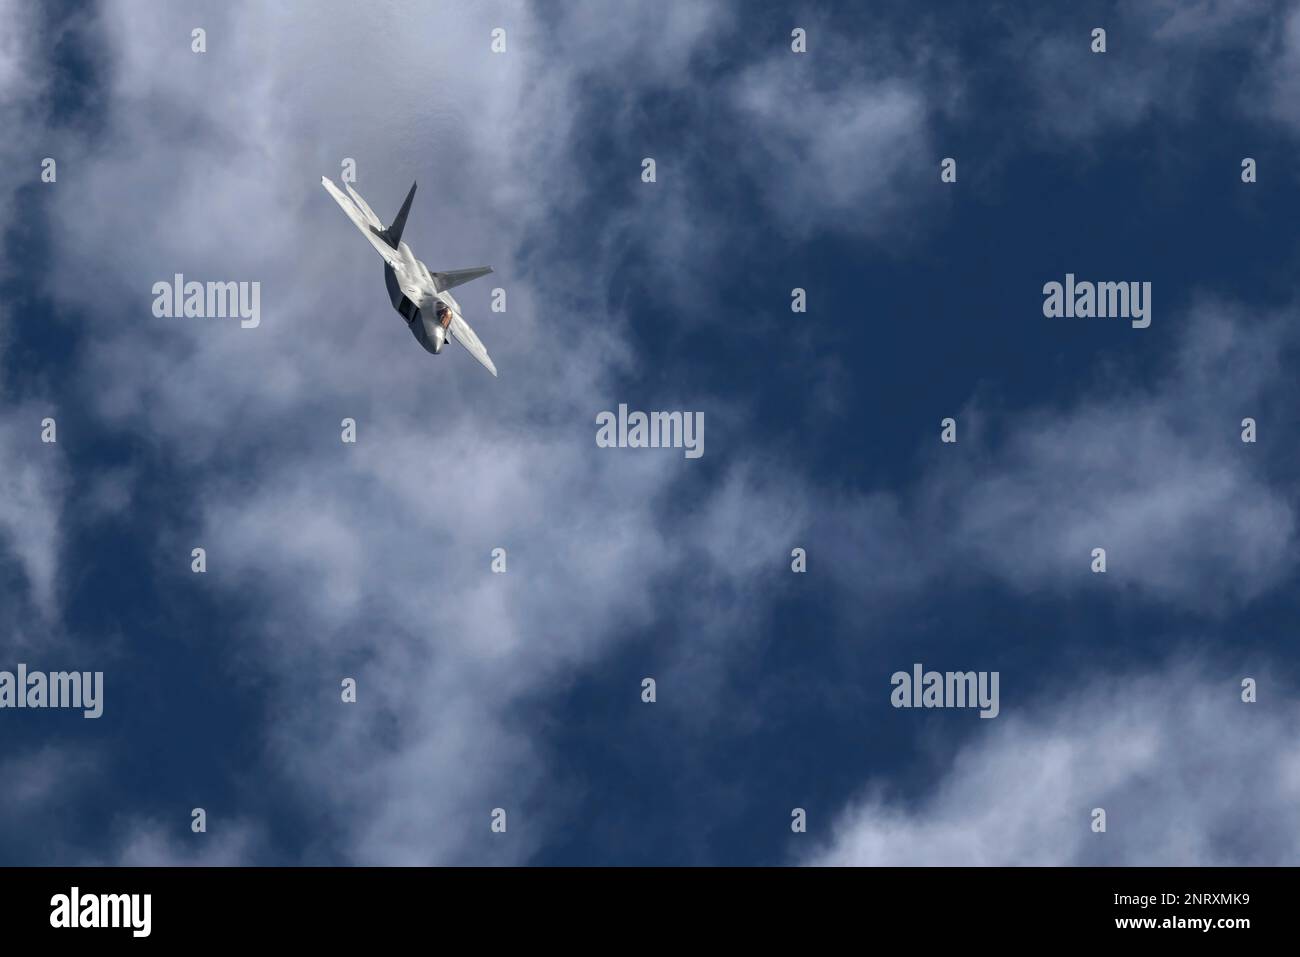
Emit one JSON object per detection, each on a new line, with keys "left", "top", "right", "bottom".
{"left": 448, "top": 311, "right": 498, "bottom": 378}
{"left": 321, "top": 176, "right": 401, "bottom": 268}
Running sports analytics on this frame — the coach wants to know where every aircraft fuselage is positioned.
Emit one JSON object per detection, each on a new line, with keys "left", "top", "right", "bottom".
{"left": 383, "top": 242, "right": 462, "bottom": 355}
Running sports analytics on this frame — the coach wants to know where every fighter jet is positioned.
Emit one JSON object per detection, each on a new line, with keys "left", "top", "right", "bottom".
{"left": 321, "top": 176, "right": 498, "bottom": 377}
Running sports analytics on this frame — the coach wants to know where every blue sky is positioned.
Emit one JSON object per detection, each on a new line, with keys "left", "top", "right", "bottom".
{"left": 2, "top": 0, "right": 1300, "bottom": 865}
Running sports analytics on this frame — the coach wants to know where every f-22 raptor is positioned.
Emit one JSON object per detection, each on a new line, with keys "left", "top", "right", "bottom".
{"left": 322, "top": 176, "right": 498, "bottom": 377}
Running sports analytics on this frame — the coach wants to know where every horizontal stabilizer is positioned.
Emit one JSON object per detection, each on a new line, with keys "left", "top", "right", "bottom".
{"left": 432, "top": 266, "right": 493, "bottom": 292}
{"left": 448, "top": 311, "right": 498, "bottom": 377}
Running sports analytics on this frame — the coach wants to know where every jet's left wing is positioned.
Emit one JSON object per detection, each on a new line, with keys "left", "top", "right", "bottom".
{"left": 345, "top": 182, "right": 383, "bottom": 229}
{"left": 448, "top": 311, "right": 498, "bottom": 377}
{"left": 321, "top": 176, "right": 401, "bottom": 268}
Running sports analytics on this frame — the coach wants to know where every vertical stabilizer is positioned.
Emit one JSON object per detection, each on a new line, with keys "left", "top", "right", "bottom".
{"left": 379, "top": 181, "right": 417, "bottom": 247}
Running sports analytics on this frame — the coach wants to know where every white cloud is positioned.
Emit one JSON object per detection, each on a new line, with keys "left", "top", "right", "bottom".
{"left": 0, "top": 0, "right": 37, "bottom": 257}
{"left": 34, "top": 0, "right": 809, "bottom": 864}
{"left": 815, "top": 301, "right": 1299, "bottom": 613}
{"left": 0, "top": 745, "right": 96, "bottom": 814}
{"left": 0, "top": 746, "right": 104, "bottom": 862}
{"left": 105, "top": 819, "right": 262, "bottom": 867}
{"left": 1260, "top": 3, "right": 1300, "bottom": 133}
{"left": 0, "top": 408, "right": 67, "bottom": 621}
{"left": 196, "top": 420, "right": 801, "bottom": 863}
{"left": 1016, "top": 2, "right": 1276, "bottom": 143}
{"left": 728, "top": 43, "right": 932, "bottom": 237}
{"left": 13, "top": 0, "right": 1300, "bottom": 867}
{"left": 935, "top": 304, "right": 1296, "bottom": 609}
{"left": 806, "top": 661, "right": 1299, "bottom": 865}
{"left": 0, "top": 1, "right": 66, "bottom": 628}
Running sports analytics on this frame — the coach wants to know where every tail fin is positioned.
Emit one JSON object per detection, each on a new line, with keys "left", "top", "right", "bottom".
{"left": 378, "top": 181, "right": 417, "bottom": 247}
{"left": 432, "top": 266, "right": 493, "bottom": 292}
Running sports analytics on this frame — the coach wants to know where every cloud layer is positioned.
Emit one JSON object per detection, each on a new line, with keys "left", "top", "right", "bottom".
{"left": 3, "top": 0, "right": 1298, "bottom": 866}
{"left": 807, "top": 662, "right": 1299, "bottom": 866}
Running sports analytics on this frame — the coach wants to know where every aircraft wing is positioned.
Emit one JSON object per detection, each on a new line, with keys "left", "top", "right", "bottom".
{"left": 448, "top": 311, "right": 498, "bottom": 377}
{"left": 345, "top": 182, "right": 383, "bottom": 229}
{"left": 321, "top": 176, "right": 401, "bottom": 268}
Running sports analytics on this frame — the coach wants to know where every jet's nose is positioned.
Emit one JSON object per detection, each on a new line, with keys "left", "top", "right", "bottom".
{"left": 409, "top": 311, "right": 445, "bottom": 355}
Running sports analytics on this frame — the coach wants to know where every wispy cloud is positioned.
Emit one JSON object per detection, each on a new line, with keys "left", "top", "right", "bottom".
{"left": 805, "top": 660, "right": 1299, "bottom": 865}
{"left": 815, "top": 300, "right": 1299, "bottom": 614}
